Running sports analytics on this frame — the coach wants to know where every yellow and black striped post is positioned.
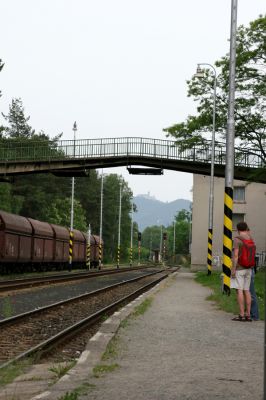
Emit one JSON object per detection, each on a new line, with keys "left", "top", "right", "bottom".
{"left": 68, "top": 230, "right": 74, "bottom": 272}
{"left": 98, "top": 242, "right": 102, "bottom": 270}
{"left": 117, "top": 246, "right": 120, "bottom": 268}
{"left": 129, "top": 246, "right": 133, "bottom": 266}
{"left": 86, "top": 225, "right": 91, "bottom": 270}
{"left": 86, "top": 244, "right": 90, "bottom": 270}
{"left": 222, "top": 187, "right": 233, "bottom": 295}
{"left": 207, "top": 229, "right": 213, "bottom": 275}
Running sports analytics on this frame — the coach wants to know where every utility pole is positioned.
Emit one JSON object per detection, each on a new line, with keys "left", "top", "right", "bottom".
{"left": 99, "top": 170, "right": 104, "bottom": 270}
{"left": 69, "top": 121, "right": 77, "bottom": 272}
{"left": 86, "top": 224, "right": 91, "bottom": 270}
{"left": 222, "top": 0, "right": 238, "bottom": 295}
{"left": 130, "top": 199, "right": 134, "bottom": 266}
{"left": 173, "top": 220, "right": 176, "bottom": 263}
{"left": 117, "top": 182, "right": 122, "bottom": 268}
{"left": 195, "top": 63, "right": 217, "bottom": 275}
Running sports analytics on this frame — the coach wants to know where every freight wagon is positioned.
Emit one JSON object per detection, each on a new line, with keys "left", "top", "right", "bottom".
{"left": 0, "top": 210, "right": 102, "bottom": 274}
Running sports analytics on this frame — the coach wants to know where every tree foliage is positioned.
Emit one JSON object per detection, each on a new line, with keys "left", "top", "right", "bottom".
{"left": 163, "top": 15, "right": 266, "bottom": 164}
{"left": 2, "top": 98, "right": 35, "bottom": 139}
{"left": 101, "top": 174, "right": 133, "bottom": 262}
{"left": 141, "top": 209, "right": 191, "bottom": 258}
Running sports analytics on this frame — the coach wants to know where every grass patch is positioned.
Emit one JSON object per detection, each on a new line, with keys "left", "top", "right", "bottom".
{"left": 57, "top": 382, "right": 96, "bottom": 400}
{"left": 132, "top": 297, "right": 153, "bottom": 317}
{"left": 49, "top": 361, "right": 76, "bottom": 382}
{"left": 1, "top": 296, "right": 14, "bottom": 318}
{"left": 101, "top": 336, "right": 119, "bottom": 361}
{"left": 93, "top": 363, "right": 119, "bottom": 378}
{"left": 195, "top": 270, "right": 265, "bottom": 319}
{"left": 0, "top": 358, "right": 33, "bottom": 387}
{"left": 120, "top": 317, "right": 130, "bottom": 329}
{"left": 57, "top": 392, "right": 78, "bottom": 400}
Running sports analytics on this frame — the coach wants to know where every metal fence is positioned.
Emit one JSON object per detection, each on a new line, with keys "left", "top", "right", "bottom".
{"left": 256, "top": 251, "right": 266, "bottom": 267}
{"left": 0, "top": 137, "right": 264, "bottom": 169}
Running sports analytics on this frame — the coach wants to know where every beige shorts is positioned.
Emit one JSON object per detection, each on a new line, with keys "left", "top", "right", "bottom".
{"left": 231, "top": 269, "right": 252, "bottom": 290}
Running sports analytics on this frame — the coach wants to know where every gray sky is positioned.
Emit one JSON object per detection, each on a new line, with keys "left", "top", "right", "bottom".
{"left": 0, "top": 0, "right": 264, "bottom": 202}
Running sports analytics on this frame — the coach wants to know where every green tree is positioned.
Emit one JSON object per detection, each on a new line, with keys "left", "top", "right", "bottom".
{"left": 101, "top": 174, "right": 132, "bottom": 262}
{"left": 172, "top": 209, "right": 191, "bottom": 255}
{"left": 45, "top": 197, "right": 87, "bottom": 231}
{"left": 142, "top": 225, "right": 163, "bottom": 252}
{"left": 142, "top": 210, "right": 191, "bottom": 259}
{"left": 164, "top": 15, "right": 266, "bottom": 164}
{"left": 2, "top": 98, "right": 35, "bottom": 139}
{"left": 0, "top": 183, "right": 12, "bottom": 212}
{"left": 75, "top": 170, "right": 101, "bottom": 233}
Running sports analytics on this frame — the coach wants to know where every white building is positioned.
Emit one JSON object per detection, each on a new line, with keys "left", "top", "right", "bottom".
{"left": 191, "top": 174, "right": 266, "bottom": 270}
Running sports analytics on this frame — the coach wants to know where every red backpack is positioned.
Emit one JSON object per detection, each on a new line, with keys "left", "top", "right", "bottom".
{"left": 238, "top": 237, "right": 256, "bottom": 268}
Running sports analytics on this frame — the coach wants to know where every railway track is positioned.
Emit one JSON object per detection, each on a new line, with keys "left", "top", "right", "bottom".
{"left": 0, "top": 264, "right": 155, "bottom": 292}
{"left": 0, "top": 268, "right": 173, "bottom": 369}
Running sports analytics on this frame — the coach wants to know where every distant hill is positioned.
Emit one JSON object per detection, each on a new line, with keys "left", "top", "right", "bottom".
{"left": 133, "top": 194, "right": 191, "bottom": 231}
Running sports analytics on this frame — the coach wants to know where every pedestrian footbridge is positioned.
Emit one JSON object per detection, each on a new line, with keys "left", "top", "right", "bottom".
{"left": 0, "top": 137, "right": 264, "bottom": 182}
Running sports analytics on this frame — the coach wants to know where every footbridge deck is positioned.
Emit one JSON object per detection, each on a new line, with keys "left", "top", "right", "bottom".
{"left": 0, "top": 137, "right": 264, "bottom": 182}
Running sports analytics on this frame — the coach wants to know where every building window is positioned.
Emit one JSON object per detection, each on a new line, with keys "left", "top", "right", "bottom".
{"left": 233, "top": 186, "right": 245, "bottom": 202}
{"left": 232, "top": 213, "right": 245, "bottom": 230}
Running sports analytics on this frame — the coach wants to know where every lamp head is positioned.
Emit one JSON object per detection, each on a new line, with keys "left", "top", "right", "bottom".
{"left": 194, "top": 65, "right": 205, "bottom": 79}
{"left": 73, "top": 121, "right": 77, "bottom": 131}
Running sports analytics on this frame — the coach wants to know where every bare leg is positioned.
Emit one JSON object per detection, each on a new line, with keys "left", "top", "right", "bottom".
{"left": 244, "top": 290, "right": 251, "bottom": 316}
{"left": 236, "top": 289, "right": 245, "bottom": 317}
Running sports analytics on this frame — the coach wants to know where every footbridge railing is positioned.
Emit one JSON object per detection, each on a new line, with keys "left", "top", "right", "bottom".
{"left": 0, "top": 137, "right": 264, "bottom": 169}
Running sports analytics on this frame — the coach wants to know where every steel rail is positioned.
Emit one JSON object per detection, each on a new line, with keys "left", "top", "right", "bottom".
{"left": 0, "top": 270, "right": 170, "bottom": 369}
{"left": 0, "top": 269, "right": 165, "bottom": 327}
{"left": 0, "top": 265, "right": 153, "bottom": 292}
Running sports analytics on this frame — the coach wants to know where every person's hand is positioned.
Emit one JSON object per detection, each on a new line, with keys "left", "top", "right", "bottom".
{"left": 231, "top": 267, "right": 236, "bottom": 278}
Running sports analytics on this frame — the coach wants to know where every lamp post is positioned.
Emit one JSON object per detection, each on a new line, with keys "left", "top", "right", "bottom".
{"left": 160, "top": 225, "right": 163, "bottom": 263}
{"left": 69, "top": 121, "right": 77, "bottom": 272}
{"left": 195, "top": 63, "right": 217, "bottom": 275}
{"left": 99, "top": 169, "right": 104, "bottom": 270}
{"left": 188, "top": 210, "right": 192, "bottom": 255}
{"left": 173, "top": 220, "right": 176, "bottom": 263}
{"left": 117, "top": 182, "right": 122, "bottom": 268}
{"left": 130, "top": 199, "right": 134, "bottom": 266}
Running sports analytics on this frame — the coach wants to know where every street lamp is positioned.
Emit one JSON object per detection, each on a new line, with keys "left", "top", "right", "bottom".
{"left": 69, "top": 121, "right": 77, "bottom": 272}
{"left": 194, "top": 63, "right": 217, "bottom": 275}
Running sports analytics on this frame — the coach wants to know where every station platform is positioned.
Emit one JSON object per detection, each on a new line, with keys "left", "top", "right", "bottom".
{"left": 1, "top": 270, "right": 264, "bottom": 400}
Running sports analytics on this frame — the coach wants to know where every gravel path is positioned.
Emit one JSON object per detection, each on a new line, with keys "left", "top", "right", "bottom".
{"left": 0, "top": 268, "right": 161, "bottom": 319}
{"left": 81, "top": 271, "right": 264, "bottom": 400}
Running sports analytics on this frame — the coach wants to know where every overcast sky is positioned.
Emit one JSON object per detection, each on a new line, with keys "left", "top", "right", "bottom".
{"left": 0, "top": 1, "right": 264, "bottom": 202}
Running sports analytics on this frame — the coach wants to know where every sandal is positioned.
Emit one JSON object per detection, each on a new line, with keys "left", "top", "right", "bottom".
{"left": 245, "top": 316, "right": 252, "bottom": 322}
{"left": 232, "top": 315, "right": 245, "bottom": 321}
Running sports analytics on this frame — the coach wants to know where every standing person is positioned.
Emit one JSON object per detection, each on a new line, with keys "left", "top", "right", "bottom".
{"left": 231, "top": 222, "right": 256, "bottom": 322}
{"left": 247, "top": 228, "right": 259, "bottom": 321}
{"left": 250, "top": 265, "right": 259, "bottom": 321}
